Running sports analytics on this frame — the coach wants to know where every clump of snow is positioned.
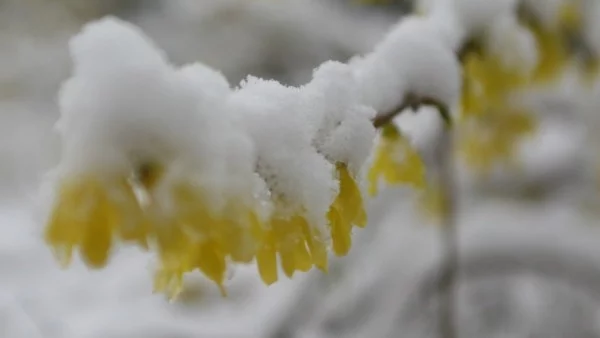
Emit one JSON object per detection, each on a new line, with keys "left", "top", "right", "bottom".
{"left": 54, "top": 16, "right": 258, "bottom": 212}
{"left": 416, "top": 0, "right": 517, "bottom": 47}
{"left": 228, "top": 76, "right": 338, "bottom": 226}
{"left": 353, "top": 16, "right": 461, "bottom": 113}
{"left": 486, "top": 15, "right": 539, "bottom": 74}
{"left": 52, "top": 13, "right": 383, "bottom": 229}
{"left": 302, "top": 61, "right": 377, "bottom": 175}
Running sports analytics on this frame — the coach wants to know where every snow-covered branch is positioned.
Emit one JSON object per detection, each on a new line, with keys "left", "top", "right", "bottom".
{"left": 40, "top": 0, "right": 600, "bottom": 301}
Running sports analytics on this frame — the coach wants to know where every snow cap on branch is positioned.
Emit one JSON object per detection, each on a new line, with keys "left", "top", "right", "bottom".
{"left": 352, "top": 16, "right": 461, "bottom": 113}
{"left": 303, "top": 61, "right": 377, "bottom": 174}
{"left": 56, "top": 16, "right": 257, "bottom": 208}
{"left": 228, "top": 76, "right": 338, "bottom": 226}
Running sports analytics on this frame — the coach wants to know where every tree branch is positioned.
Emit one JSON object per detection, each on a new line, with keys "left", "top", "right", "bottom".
{"left": 372, "top": 94, "right": 449, "bottom": 129}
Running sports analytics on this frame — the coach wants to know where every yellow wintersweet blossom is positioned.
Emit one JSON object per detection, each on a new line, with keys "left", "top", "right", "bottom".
{"left": 45, "top": 175, "right": 148, "bottom": 268}
{"left": 254, "top": 214, "right": 323, "bottom": 285}
{"left": 328, "top": 163, "right": 367, "bottom": 256}
{"left": 45, "top": 161, "right": 264, "bottom": 300}
{"left": 368, "top": 123, "right": 426, "bottom": 196}
{"left": 519, "top": 1, "right": 581, "bottom": 84}
{"left": 458, "top": 34, "right": 538, "bottom": 175}
{"left": 527, "top": 22, "right": 570, "bottom": 83}
{"left": 458, "top": 108, "right": 536, "bottom": 174}
{"left": 461, "top": 50, "right": 529, "bottom": 118}
{"left": 558, "top": 1, "right": 582, "bottom": 33}
{"left": 253, "top": 163, "right": 366, "bottom": 284}
{"left": 151, "top": 181, "right": 259, "bottom": 298}
{"left": 45, "top": 151, "right": 372, "bottom": 299}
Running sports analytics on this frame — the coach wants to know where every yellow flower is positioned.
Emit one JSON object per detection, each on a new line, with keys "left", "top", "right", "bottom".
{"left": 458, "top": 109, "right": 536, "bottom": 174}
{"left": 254, "top": 215, "right": 319, "bottom": 285}
{"left": 461, "top": 51, "right": 529, "bottom": 119}
{"left": 151, "top": 180, "right": 259, "bottom": 298}
{"left": 519, "top": 1, "right": 580, "bottom": 85}
{"left": 45, "top": 160, "right": 268, "bottom": 299}
{"left": 558, "top": 1, "right": 582, "bottom": 33}
{"left": 45, "top": 175, "right": 147, "bottom": 268}
{"left": 528, "top": 24, "right": 569, "bottom": 83}
{"left": 252, "top": 163, "right": 367, "bottom": 284}
{"left": 368, "top": 124, "right": 426, "bottom": 196}
{"left": 458, "top": 37, "right": 539, "bottom": 176}
{"left": 328, "top": 163, "right": 366, "bottom": 256}
{"left": 45, "top": 154, "right": 373, "bottom": 299}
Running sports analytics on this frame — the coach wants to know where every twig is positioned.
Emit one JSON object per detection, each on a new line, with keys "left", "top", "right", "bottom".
{"left": 372, "top": 93, "right": 448, "bottom": 128}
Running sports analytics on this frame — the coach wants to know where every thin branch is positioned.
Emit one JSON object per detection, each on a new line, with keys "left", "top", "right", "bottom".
{"left": 372, "top": 94, "right": 448, "bottom": 129}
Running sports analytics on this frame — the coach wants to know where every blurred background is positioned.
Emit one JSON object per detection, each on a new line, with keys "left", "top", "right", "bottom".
{"left": 2, "top": 0, "right": 600, "bottom": 337}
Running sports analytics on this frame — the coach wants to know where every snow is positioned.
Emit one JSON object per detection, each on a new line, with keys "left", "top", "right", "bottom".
{"left": 583, "top": 0, "right": 600, "bottom": 56}
{"left": 3, "top": 0, "right": 600, "bottom": 337}
{"left": 353, "top": 16, "right": 461, "bottom": 113}
{"left": 229, "top": 76, "right": 338, "bottom": 226}
{"left": 486, "top": 15, "right": 538, "bottom": 74}
{"left": 303, "top": 61, "right": 377, "bottom": 175}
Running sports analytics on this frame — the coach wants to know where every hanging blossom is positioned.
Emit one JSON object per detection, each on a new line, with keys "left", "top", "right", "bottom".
{"left": 354, "top": 14, "right": 461, "bottom": 196}
{"left": 457, "top": 13, "right": 539, "bottom": 174}
{"left": 41, "top": 7, "right": 464, "bottom": 297}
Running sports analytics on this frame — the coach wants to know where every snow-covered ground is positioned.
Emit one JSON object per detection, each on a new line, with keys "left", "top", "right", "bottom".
{"left": 2, "top": 1, "right": 600, "bottom": 337}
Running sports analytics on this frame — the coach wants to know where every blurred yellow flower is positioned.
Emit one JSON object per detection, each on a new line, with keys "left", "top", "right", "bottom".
{"left": 368, "top": 124, "right": 426, "bottom": 196}
{"left": 459, "top": 108, "right": 536, "bottom": 174}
